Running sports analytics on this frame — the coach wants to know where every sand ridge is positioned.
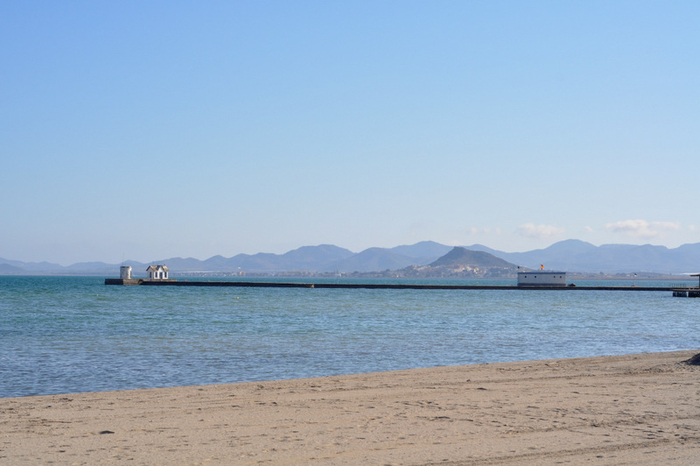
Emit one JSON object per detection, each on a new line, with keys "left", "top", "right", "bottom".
{"left": 2, "top": 350, "right": 700, "bottom": 465}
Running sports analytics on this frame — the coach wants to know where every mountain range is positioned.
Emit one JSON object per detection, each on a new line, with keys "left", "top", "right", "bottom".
{"left": 2, "top": 239, "right": 700, "bottom": 276}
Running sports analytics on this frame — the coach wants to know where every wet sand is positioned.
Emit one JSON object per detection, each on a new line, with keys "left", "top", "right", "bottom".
{"left": 2, "top": 350, "right": 700, "bottom": 465}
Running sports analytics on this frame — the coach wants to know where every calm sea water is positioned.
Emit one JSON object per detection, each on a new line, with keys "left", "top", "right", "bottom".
{"left": 1, "top": 276, "right": 699, "bottom": 398}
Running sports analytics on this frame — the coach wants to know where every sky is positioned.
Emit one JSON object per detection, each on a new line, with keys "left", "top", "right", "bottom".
{"left": 2, "top": 1, "right": 699, "bottom": 265}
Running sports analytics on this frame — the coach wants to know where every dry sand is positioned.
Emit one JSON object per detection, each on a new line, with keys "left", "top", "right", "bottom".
{"left": 2, "top": 350, "right": 700, "bottom": 465}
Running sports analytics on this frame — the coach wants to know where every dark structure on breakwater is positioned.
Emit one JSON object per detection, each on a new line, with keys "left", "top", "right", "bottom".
{"left": 671, "top": 273, "right": 700, "bottom": 297}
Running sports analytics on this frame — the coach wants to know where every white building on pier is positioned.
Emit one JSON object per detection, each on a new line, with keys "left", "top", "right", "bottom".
{"left": 146, "top": 264, "right": 169, "bottom": 280}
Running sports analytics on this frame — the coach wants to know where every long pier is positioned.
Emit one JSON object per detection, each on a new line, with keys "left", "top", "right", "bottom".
{"left": 104, "top": 279, "right": 677, "bottom": 292}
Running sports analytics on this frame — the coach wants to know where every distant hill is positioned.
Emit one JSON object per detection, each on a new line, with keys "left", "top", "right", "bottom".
{"left": 331, "top": 248, "right": 416, "bottom": 273}
{"left": 429, "top": 247, "right": 516, "bottom": 269}
{"left": 396, "top": 247, "right": 518, "bottom": 278}
{"left": 327, "top": 242, "right": 452, "bottom": 273}
{"left": 4, "top": 239, "right": 700, "bottom": 276}
{"left": 0, "top": 263, "right": 24, "bottom": 274}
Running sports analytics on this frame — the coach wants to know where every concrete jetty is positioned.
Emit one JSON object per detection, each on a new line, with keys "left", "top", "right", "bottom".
{"left": 672, "top": 288, "right": 700, "bottom": 297}
{"left": 104, "top": 278, "right": 675, "bottom": 291}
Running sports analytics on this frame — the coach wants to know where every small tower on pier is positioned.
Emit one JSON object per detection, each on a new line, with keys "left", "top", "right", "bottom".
{"left": 120, "top": 266, "right": 132, "bottom": 280}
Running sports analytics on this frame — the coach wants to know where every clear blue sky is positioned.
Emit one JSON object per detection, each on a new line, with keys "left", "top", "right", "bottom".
{"left": 2, "top": 1, "right": 699, "bottom": 265}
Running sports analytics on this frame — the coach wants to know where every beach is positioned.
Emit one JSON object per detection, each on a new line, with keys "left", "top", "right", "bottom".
{"left": 2, "top": 350, "right": 700, "bottom": 465}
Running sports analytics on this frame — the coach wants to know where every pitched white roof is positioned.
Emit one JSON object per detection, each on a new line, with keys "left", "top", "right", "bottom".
{"left": 146, "top": 264, "right": 169, "bottom": 272}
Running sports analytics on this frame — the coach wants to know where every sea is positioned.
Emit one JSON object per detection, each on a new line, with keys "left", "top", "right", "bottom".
{"left": 2, "top": 275, "right": 699, "bottom": 398}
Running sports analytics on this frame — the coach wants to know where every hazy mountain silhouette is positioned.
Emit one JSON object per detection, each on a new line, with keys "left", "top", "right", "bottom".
{"left": 330, "top": 248, "right": 415, "bottom": 273}
{"left": 389, "top": 241, "right": 453, "bottom": 260}
{"left": 469, "top": 239, "right": 700, "bottom": 273}
{"left": 3, "top": 240, "right": 700, "bottom": 275}
{"left": 429, "top": 247, "right": 517, "bottom": 269}
{"left": 0, "top": 263, "right": 24, "bottom": 274}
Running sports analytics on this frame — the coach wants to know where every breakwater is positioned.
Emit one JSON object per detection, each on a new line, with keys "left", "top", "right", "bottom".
{"left": 104, "top": 278, "right": 673, "bottom": 291}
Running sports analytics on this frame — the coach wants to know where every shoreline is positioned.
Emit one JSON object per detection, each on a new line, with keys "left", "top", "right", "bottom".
{"left": 2, "top": 350, "right": 700, "bottom": 465}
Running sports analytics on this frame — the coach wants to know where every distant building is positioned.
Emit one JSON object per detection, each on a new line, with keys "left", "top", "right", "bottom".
{"left": 146, "top": 264, "right": 169, "bottom": 280}
{"left": 517, "top": 270, "right": 567, "bottom": 287}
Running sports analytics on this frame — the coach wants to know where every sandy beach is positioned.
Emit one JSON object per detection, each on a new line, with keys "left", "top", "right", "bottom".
{"left": 2, "top": 350, "right": 700, "bottom": 465}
